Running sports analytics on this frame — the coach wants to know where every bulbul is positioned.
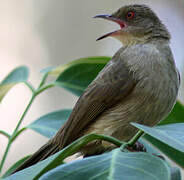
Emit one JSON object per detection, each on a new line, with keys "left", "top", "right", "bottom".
{"left": 14, "top": 4, "right": 180, "bottom": 173}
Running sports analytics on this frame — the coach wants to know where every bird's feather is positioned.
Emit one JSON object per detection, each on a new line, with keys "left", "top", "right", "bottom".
{"left": 55, "top": 48, "right": 136, "bottom": 148}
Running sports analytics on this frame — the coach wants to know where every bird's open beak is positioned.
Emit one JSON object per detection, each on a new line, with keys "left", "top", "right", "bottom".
{"left": 94, "top": 14, "right": 126, "bottom": 41}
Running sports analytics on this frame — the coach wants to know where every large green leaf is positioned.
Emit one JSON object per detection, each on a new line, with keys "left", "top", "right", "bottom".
{"left": 39, "top": 150, "right": 170, "bottom": 180}
{"left": 3, "top": 153, "right": 58, "bottom": 180}
{"left": 4, "top": 134, "right": 122, "bottom": 180}
{"left": 159, "top": 102, "right": 184, "bottom": 125}
{"left": 0, "top": 66, "right": 29, "bottom": 102}
{"left": 27, "top": 109, "right": 72, "bottom": 138}
{"left": 54, "top": 56, "right": 110, "bottom": 96}
{"left": 140, "top": 139, "right": 182, "bottom": 180}
{"left": 139, "top": 138, "right": 160, "bottom": 154}
{"left": 2, "top": 156, "right": 31, "bottom": 178}
{"left": 49, "top": 56, "right": 110, "bottom": 76}
{"left": 132, "top": 123, "right": 184, "bottom": 167}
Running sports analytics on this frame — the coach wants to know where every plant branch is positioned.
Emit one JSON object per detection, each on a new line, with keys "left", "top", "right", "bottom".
{"left": 0, "top": 70, "right": 57, "bottom": 174}
{"left": 35, "top": 83, "right": 55, "bottom": 96}
{"left": 57, "top": 134, "right": 123, "bottom": 160}
{"left": 37, "top": 133, "right": 124, "bottom": 178}
{"left": 11, "top": 127, "right": 27, "bottom": 142}
{"left": 128, "top": 130, "right": 144, "bottom": 146}
{"left": 24, "top": 82, "right": 35, "bottom": 93}
{"left": 120, "top": 130, "right": 144, "bottom": 151}
{"left": 0, "top": 94, "right": 36, "bottom": 173}
{"left": 0, "top": 130, "right": 10, "bottom": 139}
{"left": 65, "top": 134, "right": 123, "bottom": 157}
{"left": 12, "top": 95, "right": 36, "bottom": 136}
{"left": 0, "top": 141, "right": 11, "bottom": 173}
{"left": 0, "top": 72, "right": 56, "bottom": 173}
{"left": 38, "top": 73, "right": 49, "bottom": 89}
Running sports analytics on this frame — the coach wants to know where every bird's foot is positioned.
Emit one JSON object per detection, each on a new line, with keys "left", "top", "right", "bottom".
{"left": 120, "top": 141, "right": 146, "bottom": 152}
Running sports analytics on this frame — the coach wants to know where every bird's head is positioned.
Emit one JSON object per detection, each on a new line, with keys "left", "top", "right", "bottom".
{"left": 94, "top": 4, "right": 170, "bottom": 46}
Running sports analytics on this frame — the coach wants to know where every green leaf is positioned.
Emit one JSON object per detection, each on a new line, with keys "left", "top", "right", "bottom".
{"left": 0, "top": 66, "right": 29, "bottom": 102}
{"left": 27, "top": 109, "right": 72, "bottom": 138}
{"left": 39, "top": 150, "right": 170, "bottom": 180}
{"left": 5, "top": 134, "right": 122, "bottom": 180}
{"left": 159, "top": 102, "right": 184, "bottom": 125}
{"left": 3, "top": 154, "right": 58, "bottom": 180}
{"left": 139, "top": 138, "right": 160, "bottom": 154}
{"left": 54, "top": 56, "right": 110, "bottom": 96}
{"left": 140, "top": 141, "right": 182, "bottom": 179}
{"left": 40, "top": 66, "right": 55, "bottom": 75}
{"left": 144, "top": 134, "right": 184, "bottom": 168}
{"left": 50, "top": 56, "right": 110, "bottom": 76}
{"left": 1, "top": 156, "right": 31, "bottom": 178}
{"left": 132, "top": 123, "right": 184, "bottom": 167}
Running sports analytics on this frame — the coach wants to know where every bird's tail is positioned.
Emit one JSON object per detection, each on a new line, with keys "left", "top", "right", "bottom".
{"left": 12, "top": 140, "right": 59, "bottom": 174}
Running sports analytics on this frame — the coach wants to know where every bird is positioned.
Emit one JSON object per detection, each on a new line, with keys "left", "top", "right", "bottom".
{"left": 13, "top": 4, "right": 180, "bottom": 173}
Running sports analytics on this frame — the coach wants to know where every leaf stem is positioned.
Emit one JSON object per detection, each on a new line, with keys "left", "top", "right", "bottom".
{"left": 11, "top": 127, "right": 27, "bottom": 142}
{"left": 37, "top": 133, "right": 124, "bottom": 178}
{"left": 0, "top": 94, "right": 36, "bottom": 173}
{"left": 128, "top": 130, "right": 144, "bottom": 146}
{"left": 120, "top": 130, "right": 144, "bottom": 152}
{"left": 0, "top": 130, "right": 10, "bottom": 139}
{"left": 38, "top": 73, "right": 49, "bottom": 89}
{"left": 13, "top": 95, "right": 36, "bottom": 136}
{"left": 64, "top": 134, "right": 123, "bottom": 159}
{"left": 0, "top": 72, "right": 56, "bottom": 174}
{"left": 0, "top": 141, "right": 11, "bottom": 173}
{"left": 24, "top": 82, "right": 35, "bottom": 93}
{"left": 35, "top": 83, "right": 55, "bottom": 96}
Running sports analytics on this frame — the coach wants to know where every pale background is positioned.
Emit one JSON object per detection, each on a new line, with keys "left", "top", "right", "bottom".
{"left": 0, "top": 0, "right": 183, "bottom": 174}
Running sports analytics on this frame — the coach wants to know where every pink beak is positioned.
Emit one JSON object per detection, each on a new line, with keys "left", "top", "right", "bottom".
{"left": 94, "top": 14, "right": 126, "bottom": 41}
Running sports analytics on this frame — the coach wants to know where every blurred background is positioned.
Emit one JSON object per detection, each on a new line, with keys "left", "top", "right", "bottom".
{"left": 0, "top": 0, "right": 183, "bottom": 173}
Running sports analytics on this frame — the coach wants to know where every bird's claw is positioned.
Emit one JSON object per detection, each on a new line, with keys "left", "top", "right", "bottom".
{"left": 120, "top": 141, "right": 146, "bottom": 152}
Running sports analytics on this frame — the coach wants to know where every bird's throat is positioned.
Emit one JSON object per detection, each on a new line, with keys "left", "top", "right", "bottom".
{"left": 113, "top": 32, "right": 147, "bottom": 46}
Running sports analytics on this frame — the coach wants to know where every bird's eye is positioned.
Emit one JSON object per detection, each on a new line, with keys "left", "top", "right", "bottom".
{"left": 126, "top": 11, "right": 135, "bottom": 19}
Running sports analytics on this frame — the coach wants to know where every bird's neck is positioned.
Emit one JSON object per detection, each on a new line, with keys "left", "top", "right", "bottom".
{"left": 115, "top": 32, "right": 170, "bottom": 47}
{"left": 114, "top": 33, "right": 150, "bottom": 46}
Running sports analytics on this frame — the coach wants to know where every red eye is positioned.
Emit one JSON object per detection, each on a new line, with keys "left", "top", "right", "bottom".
{"left": 126, "top": 11, "right": 135, "bottom": 19}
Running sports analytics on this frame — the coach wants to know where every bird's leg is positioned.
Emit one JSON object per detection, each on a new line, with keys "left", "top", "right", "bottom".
{"left": 127, "top": 141, "right": 146, "bottom": 152}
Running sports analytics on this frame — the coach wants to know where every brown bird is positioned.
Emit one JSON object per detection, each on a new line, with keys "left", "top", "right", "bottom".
{"left": 14, "top": 4, "right": 180, "bottom": 172}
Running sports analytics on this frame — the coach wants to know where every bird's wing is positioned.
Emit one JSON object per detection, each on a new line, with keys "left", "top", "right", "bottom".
{"left": 57, "top": 50, "right": 137, "bottom": 147}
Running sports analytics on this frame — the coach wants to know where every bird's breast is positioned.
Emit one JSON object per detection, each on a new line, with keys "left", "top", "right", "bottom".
{"left": 84, "top": 59, "right": 179, "bottom": 143}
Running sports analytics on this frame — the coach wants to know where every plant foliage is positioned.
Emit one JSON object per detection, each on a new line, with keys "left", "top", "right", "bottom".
{"left": 0, "top": 57, "right": 183, "bottom": 180}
